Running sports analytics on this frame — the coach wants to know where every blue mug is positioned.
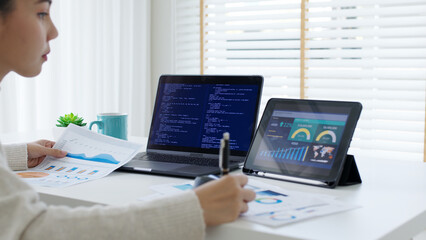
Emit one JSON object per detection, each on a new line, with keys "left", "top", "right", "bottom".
{"left": 89, "top": 113, "right": 128, "bottom": 140}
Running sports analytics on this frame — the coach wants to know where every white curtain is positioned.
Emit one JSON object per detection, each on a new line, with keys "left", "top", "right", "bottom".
{"left": 0, "top": 0, "right": 151, "bottom": 137}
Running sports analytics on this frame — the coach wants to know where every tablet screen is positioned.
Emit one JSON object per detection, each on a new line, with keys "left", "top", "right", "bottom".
{"left": 244, "top": 99, "right": 362, "bottom": 182}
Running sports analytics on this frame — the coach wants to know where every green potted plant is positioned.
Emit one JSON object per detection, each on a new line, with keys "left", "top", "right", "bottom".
{"left": 53, "top": 113, "right": 87, "bottom": 139}
{"left": 56, "top": 113, "right": 87, "bottom": 127}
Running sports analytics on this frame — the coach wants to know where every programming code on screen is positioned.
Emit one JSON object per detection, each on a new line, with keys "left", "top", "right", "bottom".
{"left": 150, "top": 83, "right": 259, "bottom": 151}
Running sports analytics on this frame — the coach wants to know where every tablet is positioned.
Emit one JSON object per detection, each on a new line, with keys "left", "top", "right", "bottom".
{"left": 243, "top": 98, "right": 362, "bottom": 188}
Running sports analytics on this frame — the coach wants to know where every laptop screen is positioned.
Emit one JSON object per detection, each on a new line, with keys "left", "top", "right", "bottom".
{"left": 147, "top": 75, "right": 263, "bottom": 156}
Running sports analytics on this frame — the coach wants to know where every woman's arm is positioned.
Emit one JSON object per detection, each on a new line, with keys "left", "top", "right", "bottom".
{"left": 3, "top": 140, "right": 67, "bottom": 171}
{"left": 3, "top": 143, "right": 28, "bottom": 171}
{"left": 0, "top": 163, "right": 205, "bottom": 240}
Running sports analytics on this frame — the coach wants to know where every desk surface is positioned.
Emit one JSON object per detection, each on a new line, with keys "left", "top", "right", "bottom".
{"left": 2, "top": 130, "right": 426, "bottom": 240}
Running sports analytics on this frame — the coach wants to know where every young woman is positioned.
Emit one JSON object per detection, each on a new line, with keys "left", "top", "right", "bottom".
{"left": 0, "top": 0, "right": 256, "bottom": 239}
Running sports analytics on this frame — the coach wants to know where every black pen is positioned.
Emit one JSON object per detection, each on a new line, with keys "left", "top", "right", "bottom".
{"left": 219, "top": 132, "right": 230, "bottom": 176}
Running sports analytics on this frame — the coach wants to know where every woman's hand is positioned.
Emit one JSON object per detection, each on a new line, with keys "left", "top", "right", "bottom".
{"left": 27, "top": 139, "right": 67, "bottom": 168}
{"left": 194, "top": 174, "right": 256, "bottom": 226}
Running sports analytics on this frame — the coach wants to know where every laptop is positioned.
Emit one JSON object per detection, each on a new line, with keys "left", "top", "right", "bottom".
{"left": 120, "top": 74, "right": 263, "bottom": 178}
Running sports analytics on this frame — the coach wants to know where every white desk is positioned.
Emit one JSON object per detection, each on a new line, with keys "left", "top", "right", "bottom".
{"left": 2, "top": 130, "right": 426, "bottom": 240}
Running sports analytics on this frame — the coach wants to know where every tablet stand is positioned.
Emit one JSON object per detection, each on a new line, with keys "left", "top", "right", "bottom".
{"left": 336, "top": 154, "right": 362, "bottom": 186}
{"left": 243, "top": 154, "right": 362, "bottom": 189}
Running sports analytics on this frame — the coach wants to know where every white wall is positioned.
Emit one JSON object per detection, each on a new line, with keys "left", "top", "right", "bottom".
{"left": 151, "top": 0, "right": 175, "bottom": 106}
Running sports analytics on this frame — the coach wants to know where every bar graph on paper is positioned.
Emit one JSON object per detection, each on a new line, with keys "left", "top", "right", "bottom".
{"left": 259, "top": 146, "right": 309, "bottom": 162}
{"left": 14, "top": 124, "right": 142, "bottom": 188}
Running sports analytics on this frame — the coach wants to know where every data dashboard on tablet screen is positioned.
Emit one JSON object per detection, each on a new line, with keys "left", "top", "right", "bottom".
{"left": 253, "top": 110, "right": 349, "bottom": 171}
{"left": 244, "top": 98, "right": 362, "bottom": 186}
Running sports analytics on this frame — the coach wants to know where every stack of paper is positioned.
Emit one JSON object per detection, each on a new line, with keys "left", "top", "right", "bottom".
{"left": 146, "top": 179, "right": 359, "bottom": 227}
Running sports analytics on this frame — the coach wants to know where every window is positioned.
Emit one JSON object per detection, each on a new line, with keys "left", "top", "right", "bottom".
{"left": 174, "top": 0, "right": 426, "bottom": 162}
{"left": 175, "top": 0, "right": 201, "bottom": 74}
{"left": 0, "top": 0, "right": 151, "bottom": 137}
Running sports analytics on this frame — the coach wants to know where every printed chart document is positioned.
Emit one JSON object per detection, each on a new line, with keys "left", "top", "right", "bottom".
{"left": 15, "top": 124, "right": 142, "bottom": 188}
{"left": 240, "top": 180, "right": 359, "bottom": 227}
{"left": 145, "top": 179, "right": 359, "bottom": 227}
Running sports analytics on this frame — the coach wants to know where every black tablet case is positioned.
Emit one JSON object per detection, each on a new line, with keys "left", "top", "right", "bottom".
{"left": 334, "top": 154, "right": 362, "bottom": 186}
{"left": 243, "top": 99, "right": 362, "bottom": 189}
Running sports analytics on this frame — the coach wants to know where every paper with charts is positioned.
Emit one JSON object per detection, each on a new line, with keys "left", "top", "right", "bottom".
{"left": 145, "top": 179, "right": 358, "bottom": 227}
{"left": 240, "top": 180, "right": 359, "bottom": 227}
{"left": 15, "top": 124, "right": 142, "bottom": 188}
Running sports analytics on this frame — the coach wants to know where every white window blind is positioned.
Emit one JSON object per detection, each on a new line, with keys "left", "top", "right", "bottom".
{"left": 174, "top": 0, "right": 426, "bottom": 162}
{"left": 175, "top": 0, "right": 201, "bottom": 74}
{"left": 304, "top": 0, "right": 426, "bottom": 162}
{"left": 175, "top": 0, "right": 302, "bottom": 109}
{"left": 203, "top": 0, "right": 302, "bottom": 110}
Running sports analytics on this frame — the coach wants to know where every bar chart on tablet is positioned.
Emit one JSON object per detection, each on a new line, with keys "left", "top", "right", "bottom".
{"left": 259, "top": 146, "right": 309, "bottom": 161}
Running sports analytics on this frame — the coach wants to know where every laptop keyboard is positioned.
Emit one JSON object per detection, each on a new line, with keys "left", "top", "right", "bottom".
{"left": 135, "top": 152, "right": 238, "bottom": 167}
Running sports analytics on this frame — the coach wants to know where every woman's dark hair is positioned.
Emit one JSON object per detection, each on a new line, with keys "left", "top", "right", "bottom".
{"left": 0, "top": 0, "right": 15, "bottom": 17}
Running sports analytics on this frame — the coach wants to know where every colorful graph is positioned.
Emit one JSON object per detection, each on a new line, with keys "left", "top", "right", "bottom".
{"left": 259, "top": 146, "right": 309, "bottom": 162}
{"left": 270, "top": 212, "right": 297, "bottom": 221}
{"left": 56, "top": 175, "right": 88, "bottom": 181}
{"left": 66, "top": 167, "right": 78, "bottom": 173}
{"left": 290, "top": 128, "right": 311, "bottom": 140}
{"left": 173, "top": 183, "right": 193, "bottom": 191}
{"left": 66, "top": 153, "right": 119, "bottom": 164}
{"left": 255, "top": 198, "right": 283, "bottom": 204}
{"left": 88, "top": 170, "right": 99, "bottom": 175}
{"left": 257, "top": 190, "right": 287, "bottom": 197}
{"left": 287, "top": 119, "right": 319, "bottom": 143}
{"left": 255, "top": 211, "right": 297, "bottom": 222}
{"left": 279, "top": 122, "right": 292, "bottom": 128}
{"left": 255, "top": 190, "right": 287, "bottom": 204}
{"left": 55, "top": 167, "right": 66, "bottom": 172}
{"left": 17, "top": 172, "right": 49, "bottom": 178}
{"left": 315, "top": 130, "right": 337, "bottom": 143}
{"left": 45, "top": 166, "right": 55, "bottom": 170}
